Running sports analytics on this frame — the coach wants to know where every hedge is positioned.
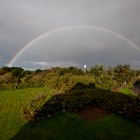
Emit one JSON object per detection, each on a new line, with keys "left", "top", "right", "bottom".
{"left": 26, "top": 84, "right": 140, "bottom": 122}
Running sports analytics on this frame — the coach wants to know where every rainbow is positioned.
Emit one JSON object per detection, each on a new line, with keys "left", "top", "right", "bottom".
{"left": 7, "top": 25, "right": 140, "bottom": 67}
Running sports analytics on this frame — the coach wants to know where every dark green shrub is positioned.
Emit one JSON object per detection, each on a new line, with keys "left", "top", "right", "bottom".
{"left": 31, "top": 86, "right": 140, "bottom": 122}
{"left": 134, "top": 79, "right": 140, "bottom": 89}
{"left": 69, "top": 82, "right": 95, "bottom": 91}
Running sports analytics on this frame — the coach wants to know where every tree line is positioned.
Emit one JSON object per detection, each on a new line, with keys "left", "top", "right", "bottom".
{"left": 0, "top": 64, "right": 139, "bottom": 90}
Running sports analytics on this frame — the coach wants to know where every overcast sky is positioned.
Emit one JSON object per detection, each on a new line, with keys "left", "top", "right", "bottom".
{"left": 0, "top": 0, "right": 140, "bottom": 69}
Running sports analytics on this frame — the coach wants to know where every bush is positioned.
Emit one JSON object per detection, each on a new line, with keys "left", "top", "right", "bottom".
{"left": 44, "top": 74, "right": 95, "bottom": 93}
{"left": 134, "top": 79, "right": 140, "bottom": 89}
{"left": 21, "top": 92, "right": 48, "bottom": 121}
{"left": 30, "top": 86, "right": 140, "bottom": 122}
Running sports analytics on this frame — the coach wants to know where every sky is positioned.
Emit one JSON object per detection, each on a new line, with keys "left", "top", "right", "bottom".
{"left": 0, "top": 0, "right": 140, "bottom": 69}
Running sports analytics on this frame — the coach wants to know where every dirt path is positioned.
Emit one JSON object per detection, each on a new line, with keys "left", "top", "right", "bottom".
{"left": 78, "top": 106, "right": 110, "bottom": 122}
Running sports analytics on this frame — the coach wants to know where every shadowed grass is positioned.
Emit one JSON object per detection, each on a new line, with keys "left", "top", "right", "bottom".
{"left": 11, "top": 113, "right": 140, "bottom": 140}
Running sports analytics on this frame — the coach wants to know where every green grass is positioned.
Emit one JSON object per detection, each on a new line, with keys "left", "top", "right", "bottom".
{"left": 120, "top": 88, "right": 136, "bottom": 96}
{"left": 11, "top": 113, "right": 140, "bottom": 140}
{"left": 0, "top": 88, "right": 140, "bottom": 140}
{"left": 0, "top": 88, "right": 52, "bottom": 140}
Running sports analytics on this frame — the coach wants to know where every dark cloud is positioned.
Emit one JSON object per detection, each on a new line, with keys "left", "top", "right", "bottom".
{"left": 0, "top": 0, "right": 140, "bottom": 68}
{"left": 12, "top": 27, "right": 140, "bottom": 69}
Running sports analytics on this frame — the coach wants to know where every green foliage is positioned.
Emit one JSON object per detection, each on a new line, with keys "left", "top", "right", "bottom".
{"left": 114, "top": 64, "right": 134, "bottom": 84}
{"left": 0, "top": 64, "right": 139, "bottom": 90}
{"left": 0, "top": 67, "right": 11, "bottom": 75}
{"left": 22, "top": 92, "right": 48, "bottom": 121}
{"left": 44, "top": 73, "right": 95, "bottom": 92}
{"left": 44, "top": 66, "right": 84, "bottom": 76}
{"left": 89, "top": 64, "right": 105, "bottom": 76}
{"left": 0, "top": 66, "right": 85, "bottom": 90}
{"left": 33, "top": 89, "right": 94, "bottom": 120}
{"left": 94, "top": 73, "right": 117, "bottom": 90}
{"left": 10, "top": 67, "right": 24, "bottom": 76}
{"left": 31, "top": 85, "right": 140, "bottom": 122}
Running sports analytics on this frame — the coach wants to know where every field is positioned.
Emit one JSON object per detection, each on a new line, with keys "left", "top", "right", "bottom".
{"left": 0, "top": 88, "right": 140, "bottom": 140}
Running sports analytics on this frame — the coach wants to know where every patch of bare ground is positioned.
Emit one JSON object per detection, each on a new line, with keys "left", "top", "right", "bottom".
{"left": 78, "top": 106, "right": 110, "bottom": 122}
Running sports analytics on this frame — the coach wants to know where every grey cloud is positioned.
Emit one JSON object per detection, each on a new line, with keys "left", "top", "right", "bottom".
{"left": 0, "top": 0, "right": 140, "bottom": 68}
{"left": 12, "top": 27, "right": 140, "bottom": 69}
{"left": 14, "top": 61, "right": 80, "bottom": 70}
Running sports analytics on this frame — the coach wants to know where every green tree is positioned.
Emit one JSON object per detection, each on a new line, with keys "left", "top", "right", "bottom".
{"left": 89, "top": 64, "right": 105, "bottom": 76}
{"left": 11, "top": 67, "right": 24, "bottom": 82}
{"left": 0, "top": 67, "right": 10, "bottom": 75}
{"left": 114, "top": 64, "right": 133, "bottom": 86}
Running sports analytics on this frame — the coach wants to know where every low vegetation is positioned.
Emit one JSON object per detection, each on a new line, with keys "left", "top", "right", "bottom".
{"left": 23, "top": 83, "right": 139, "bottom": 123}
{"left": 0, "top": 64, "right": 140, "bottom": 139}
{"left": 0, "top": 64, "right": 139, "bottom": 91}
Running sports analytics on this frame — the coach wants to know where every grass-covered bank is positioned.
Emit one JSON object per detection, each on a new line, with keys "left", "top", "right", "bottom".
{"left": 119, "top": 87, "right": 136, "bottom": 96}
{"left": 0, "top": 88, "right": 52, "bottom": 140}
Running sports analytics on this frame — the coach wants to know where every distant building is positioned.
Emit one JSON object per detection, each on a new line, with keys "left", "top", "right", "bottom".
{"left": 84, "top": 64, "right": 87, "bottom": 72}
{"left": 84, "top": 64, "right": 87, "bottom": 69}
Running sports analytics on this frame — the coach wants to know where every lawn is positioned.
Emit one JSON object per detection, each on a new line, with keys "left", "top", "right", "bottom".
{"left": 0, "top": 88, "right": 52, "bottom": 140}
{"left": 0, "top": 88, "right": 140, "bottom": 140}
{"left": 11, "top": 113, "right": 140, "bottom": 140}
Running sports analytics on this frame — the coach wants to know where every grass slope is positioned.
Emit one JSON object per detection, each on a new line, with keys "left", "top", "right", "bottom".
{"left": 0, "top": 88, "right": 52, "bottom": 140}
